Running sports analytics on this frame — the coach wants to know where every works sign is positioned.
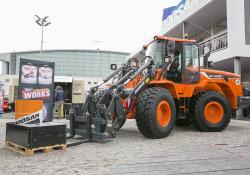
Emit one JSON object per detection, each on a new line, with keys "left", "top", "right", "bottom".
{"left": 22, "top": 88, "right": 50, "bottom": 99}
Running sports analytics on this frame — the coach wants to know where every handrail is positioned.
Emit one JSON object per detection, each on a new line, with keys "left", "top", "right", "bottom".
{"left": 199, "top": 33, "right": 228, "bottom": 55}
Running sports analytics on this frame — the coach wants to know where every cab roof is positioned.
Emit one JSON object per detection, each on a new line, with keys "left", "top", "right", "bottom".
{"left": 143, "top": 35, "right": 196, "bottom": 49}
{"left": 155, "top": 35, "right": 196, "bottom": 43}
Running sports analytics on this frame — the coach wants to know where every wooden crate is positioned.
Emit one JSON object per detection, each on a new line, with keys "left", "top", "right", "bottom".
{"left": 6, "top": 141, "right": 67, "bottom": 156}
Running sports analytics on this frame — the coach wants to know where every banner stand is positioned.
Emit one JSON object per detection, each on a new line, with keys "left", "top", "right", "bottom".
{"left": 18, "top": 58, "right": 55, "bottom": 123}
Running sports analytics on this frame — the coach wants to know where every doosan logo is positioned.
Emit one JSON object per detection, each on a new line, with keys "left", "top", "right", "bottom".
{"left": 22, "top": 88, "right": 50, "bottom": 99}
{"left": 16, "top": 113, "right": 40, "bottom": 124}
{"left": 15, "top": 109, "right": 44, "bottom": 124}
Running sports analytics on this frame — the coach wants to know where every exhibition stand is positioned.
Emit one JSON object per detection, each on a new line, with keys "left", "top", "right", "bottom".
{"left": 5, "top": 59, "right": 67, "bottom": 156}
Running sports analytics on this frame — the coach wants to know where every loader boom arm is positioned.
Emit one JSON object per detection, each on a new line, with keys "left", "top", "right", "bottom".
{"left": 69, "top": 57, "right": 154, "bottom": 141}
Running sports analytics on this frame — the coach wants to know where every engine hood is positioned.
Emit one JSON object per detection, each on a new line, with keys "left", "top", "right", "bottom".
{"left": 200, "top": 68, "right": 240, "bottom": 78}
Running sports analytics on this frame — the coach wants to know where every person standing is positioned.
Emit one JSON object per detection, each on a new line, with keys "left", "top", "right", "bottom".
{"left": 53, "top": 86, "right": 64, "bottom": 118}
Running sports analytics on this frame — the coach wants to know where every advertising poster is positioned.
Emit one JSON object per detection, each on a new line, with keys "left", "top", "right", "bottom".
{"left": 15, "top": 100, "right": 44, "bottom": 124}
{"left": 72, "top": 80, "right": 85, "bottom": 104}
{"left": 21, "top": 64, "right": 37, "bottom": 84}
{"left": 18, "top": 58, "right": 55, "bottom": 122}
{"left": 38, "top": 66, "right": 53, "bottom": 85}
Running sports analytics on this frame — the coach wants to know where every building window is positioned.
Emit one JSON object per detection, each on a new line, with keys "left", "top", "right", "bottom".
{"left": 88, "top": 82, "right": 91, "bottom": 84}
{"left": 94, "top": 82, "right": 97, "bottom": 84}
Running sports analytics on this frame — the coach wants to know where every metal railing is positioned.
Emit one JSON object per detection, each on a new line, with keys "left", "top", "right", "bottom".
{"left": 199, "top": 33, "right": 228, "bottom": 55}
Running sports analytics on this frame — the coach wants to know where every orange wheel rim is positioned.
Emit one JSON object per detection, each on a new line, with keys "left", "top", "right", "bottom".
{"left": 156, "top": 100, "right": 171, "bottom": 127}
{"left": 204, "top": 101, "right": 224, "bottom": 124}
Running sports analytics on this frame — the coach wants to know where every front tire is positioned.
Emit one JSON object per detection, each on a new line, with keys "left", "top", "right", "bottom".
{"left": 192, "top": 91, "right": 231, "bottom": 132}
{"left": 135, "top": 87, "right": 176, "bottom": 139}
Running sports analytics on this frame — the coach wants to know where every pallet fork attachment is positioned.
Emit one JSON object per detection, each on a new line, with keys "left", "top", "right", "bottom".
{"left": 67, "top": 58, "right": 154, "bottom": 143}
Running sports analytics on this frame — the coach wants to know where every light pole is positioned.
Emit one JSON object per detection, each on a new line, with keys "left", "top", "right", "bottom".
{"left": 93, "top": 40, "right": 103, "bottom": 50}
{"left": 93, "top": 41, "right": 103, "bottom": 77}
{"left": 35, "top": 15, "right": 51, "bottom": 52}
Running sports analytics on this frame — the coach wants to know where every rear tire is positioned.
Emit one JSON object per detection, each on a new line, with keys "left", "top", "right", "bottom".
{"left": 135, "top": 87, "right": 176, "bottom": 139}
{"left": 192, "top": 91, "right": 231, "bottom": 132}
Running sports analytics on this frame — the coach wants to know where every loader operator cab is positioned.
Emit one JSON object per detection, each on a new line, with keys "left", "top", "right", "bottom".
{"left": 145, "top": 36, "right": 200, "bottom": 84}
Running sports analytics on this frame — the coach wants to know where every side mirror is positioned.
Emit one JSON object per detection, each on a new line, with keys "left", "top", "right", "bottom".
{"left": 208, "top": 61, "right": 214, "bottom": 69}
{"left": 203, "top": 45, "right": 211, "bottom": 57}
{"left": 110, "top": 64, "right": 117, "bottom": 70}
{"left": 202, "top": 45, "right": 211, "bottom": 69}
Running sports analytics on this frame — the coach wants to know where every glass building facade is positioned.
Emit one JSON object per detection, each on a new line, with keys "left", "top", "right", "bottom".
{"left": 10, "top": 50, "right": 129, "bottom": 78}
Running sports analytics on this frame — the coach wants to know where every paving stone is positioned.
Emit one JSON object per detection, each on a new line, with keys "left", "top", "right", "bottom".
{"left": 0, "top": 113, "right": 250, "bottom": 175}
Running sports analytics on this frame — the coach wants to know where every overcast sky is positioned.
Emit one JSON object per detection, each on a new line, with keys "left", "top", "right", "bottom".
{"left": 0, "top": 0, "right": 178, "bottom": 53}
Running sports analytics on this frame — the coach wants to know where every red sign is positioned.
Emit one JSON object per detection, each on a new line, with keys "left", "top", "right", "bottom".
{"left": 0, "top": 90, "right": 3, "bottom": 113}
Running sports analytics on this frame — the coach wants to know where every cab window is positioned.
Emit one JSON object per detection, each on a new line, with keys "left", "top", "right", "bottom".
{"left": 145, "top": 40, "right": 165, "bottom": 67}
{"left": 182, "top": 44, "right": 200, "bottom": 84}
{"left": 184, "top": 44, "right": 199, "bottom": 68}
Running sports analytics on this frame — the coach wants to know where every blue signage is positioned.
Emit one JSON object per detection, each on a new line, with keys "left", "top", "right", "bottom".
{"left": 162, "top": 0, "right": 187, "bottom": 21}
{"left": 162, "top": 6, "right": 176, "bottom": 21}
{"left": 176, "top": 0, "right": 186, "bottom": 10}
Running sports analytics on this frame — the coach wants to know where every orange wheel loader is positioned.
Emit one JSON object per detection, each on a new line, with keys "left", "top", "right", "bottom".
{"left": 68, "top": 35, "right": 250, "bottom": 141}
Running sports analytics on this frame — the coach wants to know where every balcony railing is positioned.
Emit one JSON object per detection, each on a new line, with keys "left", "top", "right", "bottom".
{"left": 199, "top": 33, "right": 228, "bottom": 55}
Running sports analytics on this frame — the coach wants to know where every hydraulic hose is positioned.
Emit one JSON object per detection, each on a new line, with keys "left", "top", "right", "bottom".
{"left": 113, "top": 69, "right": 135, "bottom": 87}
{"left": 129, "top": 59, "right": 152, "bottom": 80}
{"left": 103, "top": 64, "right": 126, "bottom": 82}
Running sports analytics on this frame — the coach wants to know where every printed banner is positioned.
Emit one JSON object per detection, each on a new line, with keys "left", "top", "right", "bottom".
{"left": 16, "top": 109, "right": 44, "bottom": 124}
{"left": 15, "top": 100, "right": 44, "bottom": 124}
{"left": 22, "top": 88, "right": 51, "bottom": 99}
{"left": 18, "top": 58, "right": 55, "bottom": 122}
{"left": 21, "top": 64, "right": 38, "bottom": 84}
{"left": 38, "top": 66, "right": 53, "bottom": 85}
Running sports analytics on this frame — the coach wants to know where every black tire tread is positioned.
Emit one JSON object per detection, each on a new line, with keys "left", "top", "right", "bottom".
{"left": 135, "top": 87, "right": 175, "bottom": 138}
{"left": 191, "top": 91, "right": 231, "bottom": 132}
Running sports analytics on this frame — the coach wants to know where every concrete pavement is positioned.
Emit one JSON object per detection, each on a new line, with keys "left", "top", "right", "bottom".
{"left": 0, "top": 114, "right": 250, "bottom": 175}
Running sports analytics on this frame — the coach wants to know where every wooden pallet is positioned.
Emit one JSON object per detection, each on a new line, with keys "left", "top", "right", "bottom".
{"left": 5, "top": 141, "right": 67, "bottom": 156}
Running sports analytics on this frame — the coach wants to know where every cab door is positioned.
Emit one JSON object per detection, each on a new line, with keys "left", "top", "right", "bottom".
{"left": 181, "top": 43, "right": 200, "bottom": 84}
